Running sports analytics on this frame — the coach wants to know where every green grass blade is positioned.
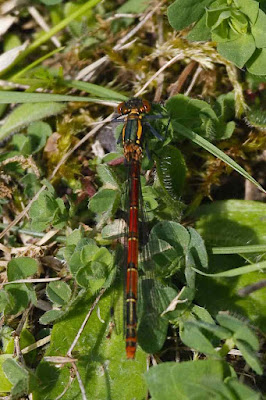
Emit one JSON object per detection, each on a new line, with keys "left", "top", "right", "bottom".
{"left": 0, "top": 91, "right": 110, "bottom": 104}
{"left": 11, "top": 47, "right": 65, "bottom": 81}
{"left": 211, "top": 244, "right": 266, "bottom": 254}
{"left": 192, "top": 260, "right": 266, "bottom": 277}
{"left": 172, "top": 121, "right": 266, "bottom": 194}
{"left": 65, "top": 80, "right": 127, "bottom": 101}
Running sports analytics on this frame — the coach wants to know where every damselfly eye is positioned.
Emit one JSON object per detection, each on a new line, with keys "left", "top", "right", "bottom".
{"left": 142, "top": 100, "right": 151, "bottom": 112}
{"left": 117, "top": 102, "right": 125, "bottom": 115}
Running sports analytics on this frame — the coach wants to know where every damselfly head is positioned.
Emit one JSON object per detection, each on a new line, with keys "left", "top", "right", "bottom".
{"left": 117, "top": 98, "right": 151, "bottom": 115}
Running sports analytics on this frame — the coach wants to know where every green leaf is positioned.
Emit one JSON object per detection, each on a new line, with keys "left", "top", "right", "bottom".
{"left": 186, "top": 14, "right": 212, "bottom": 41}
{"left": 0, "top": 355, "right": 12, "bottom": 393}
{"left": 66, "top": 229, "right": 84, "bottom": 246}
{"left": 138, "top": 282, "right": 175, "bottom": 354}
{"left": 101, "top": 219, "right": 124, "bottom": 240}
{"left": 34, "top": 290, "right": 148, "bottom": 399}
{"left": 80, "top": 244, "right": 101, "bottom": 265}
{"left": 214, "top": 92, "right": 235, "bottom": 124}
{"left": 46, "top": 281, "right": 72, "bottom": 306}
{"left": 80, "top": 244, "right": 100, "bottom": 265}
{"left": 27, "top": 121, "right": 52, "bottom": 153}
{"left": 150, "top": 221, "right": 190, "bottom": 253}
{"left": 3, "top": 359, "right": 29, "bottom": 398}
{"left": 29, "top": 190, "right": 68, "bottom": 231}
{"left": 4, "top": 283, "right": 37, "bottom": 314}
{"left": 73, "top": 245, "right": 113, "bottom": 290}
{"left": 246, "top": 106, "right": 266, "bottom": 129}
{"left": 156, "top": 145, "right": 187, "bottom": 199}
{"left": 195, "top": 200, "right": 266, "bottom": 248}
{"left": 66, "top": 240, "right": 99, "bottom": 276}
{"left": 0, "top": 291, "right": 13, "bottom": 313}
{"left": 4, "top": 34, "right": 21, "bottom": 52}
{"left": 89, "top": 188, "right": 120, "bottom": 214}
{"left": 146, "top": 238, "right": 180, "bottom": 278}
{"left": 96, "top": 164, "right": 120, "bottom": 188}
{"left": 188, "top": 227, "right": 208, "bottom": 269}
{"left": 11, "top": 134, "right": 31, "bottom": 155}
{"left": 207, "top": 8, "right": 232, "bottom": 31}
{"left": 116, "top": 0, "right": 150, "bottom": 13}
{"left": 166, "top": 95, "right": 218, "bottom": 138}
{"left": 235, "top": 339, "right": 263, "bottom": 375}
{"left": 180, "top": 322, "right": 217, "bottom": 354}
{"left": 167, "top": 0, "right": 213, "bottom": 30}
{"left": 246, "top": 48, "right": 266, "bottom": 75}
{"left": 190, "top": 320, "right": 232, "bottom": 339}
{"left": 0, "top": 102, "right": 66, "bottom": 142}
{"left": 21, "top": 173, "right": 42, "bottom": 198}
{"left": 238, "top": 0, "right": 259, "bottom": 25}
{"left": 216, "top": 313, "right": 259, "bottom": 350}
{"left": 228, "top": 11, "right": 249, "bottom": 35}
{"left": 171, "top": 121, "right": 266, "bottom": 193}
{"left": 145, "top": 359, "right": 237, "bottom": 400}
{"left": 92, "top": 247, "right": 113, "bottom": 267}
{"left": 217, "top": 33, "right": 256, "bottom": 68}
{"left": 39, "top": 309, "right": 64, "bottom": 325}
{"left": 226, "top": 378, "right": 261, "bottom": 400}
{"left": 7, "top": 257, "right": 38, "bottom": 281}
{"left": 68, "top": 251, "right": 82, "bottom": 276}
{"left": 251, "top": 10, "right": 266, "bottom": 48}
{"left": 191, "top": 304, "right": 215, "bottom": 324}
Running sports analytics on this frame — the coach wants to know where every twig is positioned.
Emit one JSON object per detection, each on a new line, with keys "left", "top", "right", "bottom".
{"left": 238, "top": 280, "right": 266, "bottom": 297}
{"left": 154, "top": 14, "right": 165, "bottom": 102}
{"left": 55, "top": 371, "right": 75, "bottom": 400}
{"left": 21, "top": 335, "right": 51, "bottom": 354}
{"left": 184, "top": 65, "right": 202, "bottom": 96}
{"left": 67, "top": 287, "right": 106, "bottom": 357}
{"left": 136, "top": 53, "right": 183, "bottom": 97}
{"left": 73, "top": 363, "right": 87, "bottom": 400}
{"left": 169, "top": 61, "right": 197, "bottom": 96}
{"left": 3, "top": 277, "right": 61, "bottom": 286}
{"left": 28, "top": 6, "right": 61, "bottom": 48}
{"left": 106, "top": 13, "right": 142, "bottom": 21}
{"left": 36, "top": 229, "right": 59, "bottom": 246}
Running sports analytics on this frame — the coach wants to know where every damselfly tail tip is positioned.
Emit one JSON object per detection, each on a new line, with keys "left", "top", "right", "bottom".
{"left": 126, "top": 346, "right": 136, "bottom": 360}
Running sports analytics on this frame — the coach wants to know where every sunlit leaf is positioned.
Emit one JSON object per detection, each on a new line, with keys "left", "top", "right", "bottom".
{"left": 0, "top": 102, "right": 66, "bottom": 142}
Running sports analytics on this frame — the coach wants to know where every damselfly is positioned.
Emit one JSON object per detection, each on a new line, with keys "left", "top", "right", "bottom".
{"left": 116, "top": 97, "right": 164, "bottom": 359}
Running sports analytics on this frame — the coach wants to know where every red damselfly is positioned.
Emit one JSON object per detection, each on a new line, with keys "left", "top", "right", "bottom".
{"left": 116, "top": 97, "right": 164, "bottom": 359}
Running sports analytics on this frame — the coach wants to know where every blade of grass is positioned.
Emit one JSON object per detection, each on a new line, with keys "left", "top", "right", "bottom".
{"left": 211, "top": 244, "right": 266, "bottom": 255}
{"left": 65, "top": 80, "right": 127, "bottom": 101}
{"left": 172, "top": 121, "right": 266, "bottom": 194}
{"left": 0, "top": 91, "right": 117, "bottom": 104}
{"left": 11, "top": 47, "right": 65, "bottom": 81}
{"left": 192, "top": 260, "right": 266, "bottom": 277}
